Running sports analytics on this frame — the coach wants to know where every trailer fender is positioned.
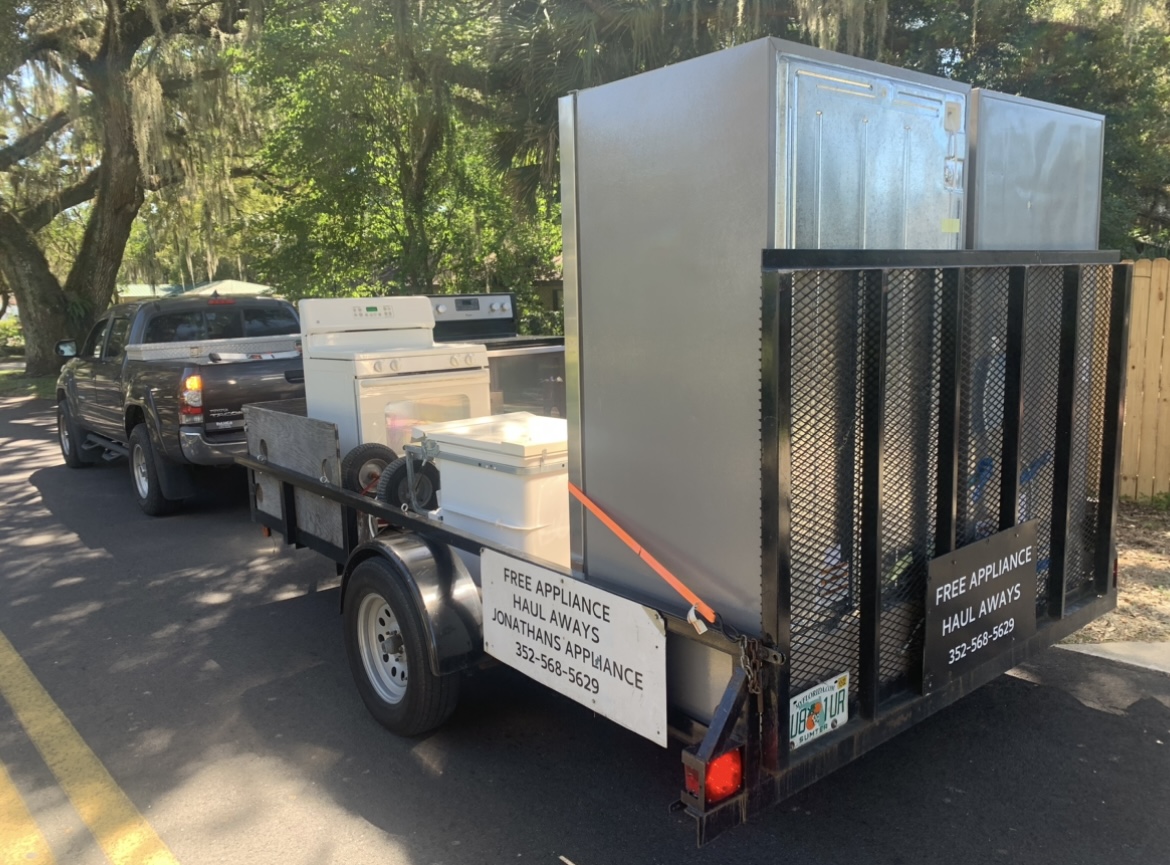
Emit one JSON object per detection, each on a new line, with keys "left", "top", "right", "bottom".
{"left": 341, "top": 533, "right": 483, "bottom": 677}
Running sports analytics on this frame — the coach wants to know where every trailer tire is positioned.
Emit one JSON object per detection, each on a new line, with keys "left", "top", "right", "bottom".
{"left": 57, "top": 400, "right": 97, "bottom": 468}
{"left": 376, "top": 456, "right": 440, "bottom": 511}
{"left": 344, "top": 556, "right": 460, "bottom": 736}
{"left": 129, "top": 424, "right": 179, "bottom": 516}
{"left": 341, "top": 443, "right": 398, "bottom": 495}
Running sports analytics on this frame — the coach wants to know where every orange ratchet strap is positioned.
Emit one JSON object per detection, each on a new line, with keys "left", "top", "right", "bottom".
{"left": 568, "top": 482, "right": 718, "bottom": 627}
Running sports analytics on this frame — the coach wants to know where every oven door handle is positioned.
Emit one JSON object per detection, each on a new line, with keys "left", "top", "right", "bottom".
{"left": 357, "top": 368, "right": 489, "bottom": 390}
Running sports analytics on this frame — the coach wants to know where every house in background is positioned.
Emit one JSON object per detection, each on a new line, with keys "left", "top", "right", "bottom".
{"left": 182, "top": 280, "right": 275, "bottom": 297}
{"left": 115, "top": 280, "right": 277, "bottom": 300}
{"left": 115, "top": 283, "right": 186, "bottom": 299}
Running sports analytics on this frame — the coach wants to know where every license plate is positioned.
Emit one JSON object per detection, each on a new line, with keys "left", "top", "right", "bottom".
{"left": 789, "top": 672, "right": 849, "bottom": 750}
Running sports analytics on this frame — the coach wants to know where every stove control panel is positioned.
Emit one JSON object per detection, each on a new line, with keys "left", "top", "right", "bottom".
{"left": 299, "top": 296, "right": 436, "bottom": 333}
{"left": 429, "top": 293, "right": 514, "bottom": 319}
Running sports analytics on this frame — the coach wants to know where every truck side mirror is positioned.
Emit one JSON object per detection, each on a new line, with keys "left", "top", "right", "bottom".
{"left": 55, "top": 340, "right": 78, "bottom": 358}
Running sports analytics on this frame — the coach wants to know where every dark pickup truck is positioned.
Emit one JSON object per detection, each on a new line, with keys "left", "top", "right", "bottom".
{"left": 55, "top": 294, "right": 305, "bottom": 515}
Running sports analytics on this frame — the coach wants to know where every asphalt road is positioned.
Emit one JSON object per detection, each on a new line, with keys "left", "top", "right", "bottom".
{"left": 1, "top": 396, "right": 1168, "bottom": 865}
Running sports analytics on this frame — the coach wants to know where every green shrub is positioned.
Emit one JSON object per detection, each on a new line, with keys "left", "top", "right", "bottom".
{"left": 0, "top": 318, "right": 24, "bottom": 356}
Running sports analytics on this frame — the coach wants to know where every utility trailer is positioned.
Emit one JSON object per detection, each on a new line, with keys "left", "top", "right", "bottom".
{"left": 239, "top": 38, "right": 1129, "bottom": 845}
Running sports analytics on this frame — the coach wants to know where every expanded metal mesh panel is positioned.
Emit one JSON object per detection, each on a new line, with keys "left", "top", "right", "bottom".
{"left": 956, "top": 268, "right": 1010, "bottom": 546}
{"left": 877, "top": 270, "right": 940, "bottom": 691}
{"left": 1020, "top": 268, "right": 1064, "bottom": 612}
{"left": 1065, "top": 265, "right": 1113, "bottom": 599}
{"left": 780, "top": 256, "right": 1120, "bottom": 708}
{"left": 788, "top": 270, "right": 864, "bottom": 693}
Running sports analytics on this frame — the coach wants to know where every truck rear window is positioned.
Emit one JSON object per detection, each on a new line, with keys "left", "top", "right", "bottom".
{"left": 143, "top": 306, "right": 299, "bottom": 343}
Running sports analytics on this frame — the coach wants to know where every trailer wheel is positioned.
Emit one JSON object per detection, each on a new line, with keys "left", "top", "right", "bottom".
{"left": 57, "top": 400, "right": 97, "bottom": 468}
{"left": 344, "top": 557, "right": 460, "bottom": 736}
{"left": 341, "top": 443, "right": 398, "bottom": 495}
{"left": 129, "top": 424, "right": 179, "bottom": 516}
{"left": 376, "top": 456, "right": 440, "bottom": 511}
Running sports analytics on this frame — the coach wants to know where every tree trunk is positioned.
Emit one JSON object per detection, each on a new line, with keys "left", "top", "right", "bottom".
{"left": 65, "top": 52, "right": 145, "bottom": 325}
{"left": 0, "top": 212, "right": 72, "bottom": 376}
{"left": 0, "top": 45, "right": 147, "bottom": 377}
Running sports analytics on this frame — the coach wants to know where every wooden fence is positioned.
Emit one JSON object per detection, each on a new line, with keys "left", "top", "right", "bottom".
{"left": 1120, "top": 258, "right": 1170, "bottom": 501}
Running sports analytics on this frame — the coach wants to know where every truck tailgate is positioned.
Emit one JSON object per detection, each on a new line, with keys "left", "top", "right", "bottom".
{"left": 199, "top": 358, "right": 305, "bottom": 436}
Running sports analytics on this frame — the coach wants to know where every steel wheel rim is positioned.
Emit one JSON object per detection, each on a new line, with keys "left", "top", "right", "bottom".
{"left": 398, "top": 473, "right": 434, "bottom": 507}
{"left": 358, "top": 459, "right": 386, "bottom": 491}
{"left": 58, "top": 408, "right": 71, "bottom": 456}
{"left": 357, "top": 592, "right": 408, "bottom": 704}
{"left": 132, "top": 443, "right": 150, "bottom": 499}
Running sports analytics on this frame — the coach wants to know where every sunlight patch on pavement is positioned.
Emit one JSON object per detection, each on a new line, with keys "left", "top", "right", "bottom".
{"left": 50, "top": 577, "right": 87, "bottom": 588}
{"left": 410, "top": 739, "right": 447, "bottom": 776}
{"left": 0, "top": 629, "right": 180, "bottom": 865}
{"left": 0, "top": 759, "right": 55, "bottom": 864}
{"left": 37, "top": 601, "right": 105, "bottom": 627}
{"left": 8, "top": 531, "right": 75, "bottom": 548}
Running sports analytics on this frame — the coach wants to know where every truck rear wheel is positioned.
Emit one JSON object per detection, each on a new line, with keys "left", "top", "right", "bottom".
{"left": 129, "top": 424, "right": 179, "bottom": 516}
{"left": 57, "top": 400, "right": 97, "bottom": 468}
{"left": 343, "top": 556, "right": 459, "bottom": 736}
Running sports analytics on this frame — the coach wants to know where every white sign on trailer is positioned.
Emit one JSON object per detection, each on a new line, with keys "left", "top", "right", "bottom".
{"left": 480, "top": 550, "right": 668, "bottom": 746}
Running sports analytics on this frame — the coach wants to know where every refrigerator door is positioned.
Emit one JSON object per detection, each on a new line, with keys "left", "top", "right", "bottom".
{"left": 778, "top": 51, "right": 968, "bottom": 250}
{"left": 967, "top": 89, "right": 1104, "bottom": 250}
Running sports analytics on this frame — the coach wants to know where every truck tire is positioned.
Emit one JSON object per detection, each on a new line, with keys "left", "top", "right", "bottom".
{"left": 343, "top": 556, "right": 460, "bottom": 736}
{"left": 129, "top": 424, "right": 179, "bottom": 516}
{"left": 57, "top": 400, "right": 97, "bottom": 468}
{"left": 376, "top": 456, "right": 441, "bottom": 511}
{"left": 341, "top": 443, "right": 398, "bottom": 495}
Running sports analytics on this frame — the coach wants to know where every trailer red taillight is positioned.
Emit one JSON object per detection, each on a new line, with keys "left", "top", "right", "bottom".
{"left": 180, "top": 374, "right": 203, "bottom": 425}
{"left": 684, "top": 748, "right": 743, "bottom": 804}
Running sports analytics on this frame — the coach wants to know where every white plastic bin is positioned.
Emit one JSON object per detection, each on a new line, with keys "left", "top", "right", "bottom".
{"left": 414, "top": 413, "right": 569, "bottom": 567}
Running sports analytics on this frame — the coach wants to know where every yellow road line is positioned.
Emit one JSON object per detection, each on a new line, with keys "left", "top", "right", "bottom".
{"left": 0, "top": 630, "right": 179, "bottom": 865}
{"left": 0, "top": 759, "right": 55, "bottom": 864}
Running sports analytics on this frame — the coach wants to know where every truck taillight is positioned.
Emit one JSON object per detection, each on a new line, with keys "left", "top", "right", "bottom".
{"left": 684, "top": 748, "right": 743, "bottom": 804}
{"left": 180, "top": 374, "right": 203, "bottom": 424}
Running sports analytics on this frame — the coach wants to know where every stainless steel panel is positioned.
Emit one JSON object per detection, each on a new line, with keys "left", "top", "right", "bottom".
{"left": 667, "top": 635, "right": 735, "bottom": 724}
{"left": 559, "top": 93, "right": 586, "bottom": 574}
{"left": 968, "top": 89, "right": 1103, "bottom": 250}
{"left": 571, "top": 39, "right": 774, "bottom": 635}
{"left": 779, "top": 52, "right": 968, "bottom": 250}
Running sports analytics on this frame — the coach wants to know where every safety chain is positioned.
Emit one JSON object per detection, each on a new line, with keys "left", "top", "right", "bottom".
{"left": 737, "top": 636, "right": 764, "bottom": 696}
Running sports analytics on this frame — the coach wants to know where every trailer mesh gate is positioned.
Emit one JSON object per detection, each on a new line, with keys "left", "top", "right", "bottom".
{"left": 778, "top": 254, "right": 1124, "bottom": 700}
{"left": 688, "top": 251, "right": 1128, "bottom": 844}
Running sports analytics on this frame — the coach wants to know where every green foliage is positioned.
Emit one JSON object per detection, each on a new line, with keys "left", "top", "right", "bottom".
{"left": 249, "top": 0, "right": 565, "bottom": 329}
{"left": 886, "top": 0, "right": 1170, "bottom": 257}
{"left": 0, "top": 318, "right": 23, "bottom": 355}
{"left": 7, "top": 0, "right": 1170, "bottom": 355}
{"left": 1149, "top": 492, "right": 1170, "bottom": 512}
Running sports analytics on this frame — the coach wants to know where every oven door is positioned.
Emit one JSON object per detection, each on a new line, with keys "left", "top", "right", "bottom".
{"left": 356, "top": 368, "right": 491, "bottom": 454}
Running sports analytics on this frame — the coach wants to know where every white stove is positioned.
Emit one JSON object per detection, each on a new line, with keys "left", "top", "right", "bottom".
{"left": 299, "top": 296, "right": 491, "bottom": 457}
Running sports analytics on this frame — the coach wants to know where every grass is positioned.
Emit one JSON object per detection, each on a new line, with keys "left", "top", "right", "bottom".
{"left": 0, "top": 368, "right": 57, "bottom": 399}
{"left": 1148, "top": 492, "right": 1170, "bottom": 512}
